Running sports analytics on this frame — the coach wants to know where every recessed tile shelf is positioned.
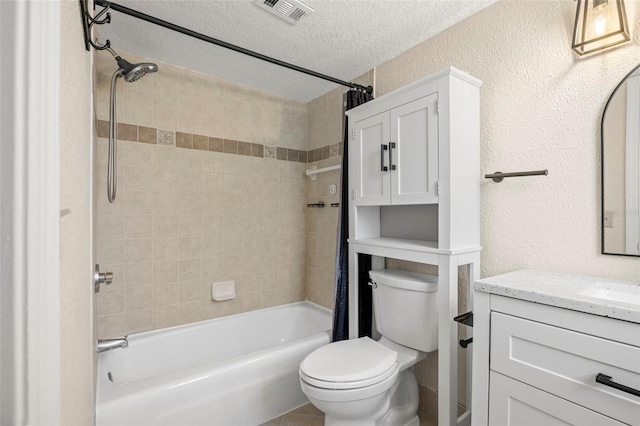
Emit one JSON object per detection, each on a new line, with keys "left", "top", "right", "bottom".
{"left": 95, "top": 119, "right": 342, "bottom": 163}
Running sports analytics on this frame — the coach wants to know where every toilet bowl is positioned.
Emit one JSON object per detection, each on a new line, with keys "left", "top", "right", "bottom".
{"left": 299, "top": 336, "right": 423, "bottom": 426}
{"left": 299, "top": 269, "right": 438, "bottom": 426}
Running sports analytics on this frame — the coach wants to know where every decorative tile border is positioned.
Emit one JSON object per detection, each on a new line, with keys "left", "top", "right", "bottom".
{"left": 96, "top": 120, "right": 339, "bottom": 163}
{"left": 157, "top": 129, "right": 175, "bottom": 146}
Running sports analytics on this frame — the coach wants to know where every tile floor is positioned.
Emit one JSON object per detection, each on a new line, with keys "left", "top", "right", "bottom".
{"left": 261, "top": 403, "right": 434, "bottom": 426}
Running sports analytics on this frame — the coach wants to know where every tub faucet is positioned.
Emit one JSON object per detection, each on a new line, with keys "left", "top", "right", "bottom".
{"left": 97, "top": 336, "right": 128, "bottom": 353}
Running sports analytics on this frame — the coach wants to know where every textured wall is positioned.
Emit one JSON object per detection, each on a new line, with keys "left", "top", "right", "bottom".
{"left": 371, "top": 1, "right": 640, "bottom": 422}
{"left": 376, "top": 0, "right": 640, "bottom": 281}
{"left": 59, "top": 0, "right": 95, "bottom": 424}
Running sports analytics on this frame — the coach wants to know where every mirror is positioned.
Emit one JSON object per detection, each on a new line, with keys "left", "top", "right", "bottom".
{"left": 602, "top": 63, "right": 640, "bottom": 256}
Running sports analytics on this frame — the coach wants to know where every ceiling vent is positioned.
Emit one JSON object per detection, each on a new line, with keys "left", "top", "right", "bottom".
{"left": 255, "top": 0, "right": 314, "bottom": 25}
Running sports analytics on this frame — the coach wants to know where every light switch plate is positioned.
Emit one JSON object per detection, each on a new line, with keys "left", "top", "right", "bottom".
{"left": 604, "top": 211, "right": 614, "bottom": 228}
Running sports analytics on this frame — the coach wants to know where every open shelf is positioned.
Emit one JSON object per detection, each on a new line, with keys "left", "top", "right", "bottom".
{"left": 349, "top": 237, "right": 440, "bottom": 264}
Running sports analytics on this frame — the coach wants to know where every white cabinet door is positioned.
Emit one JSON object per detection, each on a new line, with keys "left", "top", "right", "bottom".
{"left": 390, "top": 93, "right": 439, "bottom": 205}
{"left": 354, "top": 94, "right": 438, "bottom": 207}
{"left": 489, "top": 372, "right": 625, "bottom": 426}
{"left": 354, "top": 112, "right": 391, "bottom": 206}
{"left": 490, "top": 312, "right": 640, "bottom": 425}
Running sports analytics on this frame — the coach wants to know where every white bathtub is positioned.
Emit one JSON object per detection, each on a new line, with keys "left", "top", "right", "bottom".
{"left": 96, "top": 301, "right": 332, "bottom": 426}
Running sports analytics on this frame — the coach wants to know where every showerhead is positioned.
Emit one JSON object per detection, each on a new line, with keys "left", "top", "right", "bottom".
{"left": 116, "top": 57, "right": 158, "bottom": 82}
{"left": 103, "top": 46, "right": 159, "bottom": 204}
{"left": 106, "top": 47, "right": 158, "bottom": 82}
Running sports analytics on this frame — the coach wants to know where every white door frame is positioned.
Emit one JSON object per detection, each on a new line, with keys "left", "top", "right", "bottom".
{"left": 0, "top": 0, "right": 61, "bottom": 423}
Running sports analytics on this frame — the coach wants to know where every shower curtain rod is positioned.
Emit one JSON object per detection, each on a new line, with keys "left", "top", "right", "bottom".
{"left": 92, "top": 0, "right": 373, "bottom": 93}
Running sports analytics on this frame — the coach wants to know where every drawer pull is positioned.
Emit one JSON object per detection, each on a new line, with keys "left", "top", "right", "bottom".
{"left": 596, "top": 373, "right": 640, "bottom": 397}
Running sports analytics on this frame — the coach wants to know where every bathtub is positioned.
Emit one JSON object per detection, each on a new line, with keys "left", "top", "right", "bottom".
{"left": 96, "top": 301, "right": 332, "bottom": 426}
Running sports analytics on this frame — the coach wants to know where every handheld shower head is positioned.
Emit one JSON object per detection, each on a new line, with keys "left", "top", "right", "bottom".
{"left": 106, "top": 47, "right": 159, "bottom": 82}
{"left": 103, "top": 47, "right": 158, "bottom": 203}
{"left": 116, "top": 57, "right": 158, "bottom": 82}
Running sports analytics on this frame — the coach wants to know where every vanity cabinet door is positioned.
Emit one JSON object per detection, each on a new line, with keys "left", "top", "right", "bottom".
{"left": 353, "top": 112, "right": 391, "bottom": 206}
{"left": 490, "top": 311, "right": 640, "bottom": 425}
{"left": 489, "top": 372, "right": 625, "bottom": 426}
{"left": 389, "top": 93, "right": 439, "bottom": 205}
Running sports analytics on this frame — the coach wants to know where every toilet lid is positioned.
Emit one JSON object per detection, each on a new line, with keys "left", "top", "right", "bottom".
{"left": 300, "top": 337, "right": 398, "bottom": 384}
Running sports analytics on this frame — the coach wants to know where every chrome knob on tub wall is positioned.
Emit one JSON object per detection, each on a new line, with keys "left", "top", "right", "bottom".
{"left": 94, "top": 264, "right": 113, "bottom": 293}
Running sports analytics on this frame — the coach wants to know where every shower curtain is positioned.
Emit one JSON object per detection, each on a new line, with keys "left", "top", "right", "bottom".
{"left": 332, "top": 88, "right": 373, "bottom": 342}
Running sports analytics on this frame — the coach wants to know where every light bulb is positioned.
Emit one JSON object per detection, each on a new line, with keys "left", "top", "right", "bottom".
{"left": 594, "top": 14, "right": 607, "bottom": 36}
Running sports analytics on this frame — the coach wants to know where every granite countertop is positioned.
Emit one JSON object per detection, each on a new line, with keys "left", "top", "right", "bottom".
{"left": 474, "top": 269, "right": 640, "bottom": 323}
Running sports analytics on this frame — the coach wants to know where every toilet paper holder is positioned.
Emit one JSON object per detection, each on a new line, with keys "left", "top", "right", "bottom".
{"left": 454, "top": 311, "right": 473, "bottom": 348}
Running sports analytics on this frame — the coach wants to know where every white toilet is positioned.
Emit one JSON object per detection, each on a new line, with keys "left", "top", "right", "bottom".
{"left": 299, "top": 269, "right": 438, "bottom": 426}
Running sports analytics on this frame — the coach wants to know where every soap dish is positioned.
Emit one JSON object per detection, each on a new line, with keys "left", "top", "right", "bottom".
{"left": 212, "top": 281, "right": 236, "bottom": 301}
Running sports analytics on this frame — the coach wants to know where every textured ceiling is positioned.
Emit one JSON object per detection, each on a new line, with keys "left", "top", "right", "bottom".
{"left": 99, "top": 0, "right": 495, "bottom": 102}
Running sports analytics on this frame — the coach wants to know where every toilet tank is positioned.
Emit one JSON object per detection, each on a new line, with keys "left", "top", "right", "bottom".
{"left": 368, "top": 269, "right": 438, "bottom": 352}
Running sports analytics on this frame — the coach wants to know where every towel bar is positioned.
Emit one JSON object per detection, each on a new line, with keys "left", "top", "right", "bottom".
{"left": 485, "top": 169, "right": 548, "bottom": 183}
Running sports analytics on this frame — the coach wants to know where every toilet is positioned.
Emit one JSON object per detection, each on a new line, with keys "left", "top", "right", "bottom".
{"left": 299, "top": 269, "right": 438, "bottom": 426}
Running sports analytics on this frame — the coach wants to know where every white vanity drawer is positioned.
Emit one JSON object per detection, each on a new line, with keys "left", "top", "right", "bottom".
{"left": 489, "top": 371, "right": 625, "bottom": 425}
{"left": 490, "top": 312, "right": 640, "bottom": 425}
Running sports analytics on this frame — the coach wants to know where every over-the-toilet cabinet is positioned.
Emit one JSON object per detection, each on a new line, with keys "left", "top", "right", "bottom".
{"left": 353, "top": 93, "right": 438, "bottom": 206}
{"left": 347, "top": 67, "right": 481, "bottom": 426}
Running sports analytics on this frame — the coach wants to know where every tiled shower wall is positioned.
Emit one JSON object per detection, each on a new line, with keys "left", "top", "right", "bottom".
{"left": 94, "top": 49, "right": 371, "bottom": 338}
{"left": 305, "top": 72, "right": 374, "bottom": 310}
{"left": 95, "top": 52, "right": 316, "bottom": 337}
{"left": 305, "top": 86, "right": 342, "bottom": 310}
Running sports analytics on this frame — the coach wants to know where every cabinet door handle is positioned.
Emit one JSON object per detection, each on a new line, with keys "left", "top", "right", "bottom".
{"left": 596, "top": 373, "right": 640, "bottom": 397}
{"left": 389, "top": 142, "right": 397, "bottom": 170}
{"left": 380, "top": 144, "right": 388, "bottom": 172}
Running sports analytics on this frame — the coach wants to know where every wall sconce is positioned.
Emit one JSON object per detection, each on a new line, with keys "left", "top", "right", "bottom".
{"left": 572, "top": 0, "right": 630, "bottom": 55}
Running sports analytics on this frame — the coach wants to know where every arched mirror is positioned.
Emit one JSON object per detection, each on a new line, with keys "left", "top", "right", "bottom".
{"left": 602, "top": 63, "right": 640, "bottom": 256}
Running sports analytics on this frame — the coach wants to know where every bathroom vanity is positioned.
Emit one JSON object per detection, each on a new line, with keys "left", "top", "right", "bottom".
{"left": 471, "top": 270, "right": 640, "bottom": 426}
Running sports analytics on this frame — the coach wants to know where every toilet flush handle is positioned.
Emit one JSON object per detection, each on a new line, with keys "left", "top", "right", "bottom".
{"left": 368, "top": 281, "right": 377, "bottom": 289}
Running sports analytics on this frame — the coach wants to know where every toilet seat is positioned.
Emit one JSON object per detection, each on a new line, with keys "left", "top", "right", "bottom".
{"left": 299, "top": 366, "right": 400, "bottom": 403}
{"left": 299, "top": 337, "right": 398, "bottom": 390}
{"left": 300, "top": 362, "right": 398, "bottom": 390}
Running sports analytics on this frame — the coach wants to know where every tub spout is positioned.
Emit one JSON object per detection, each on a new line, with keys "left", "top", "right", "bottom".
{"left": 97, "top": 336, "right": 128, "bottom": 353}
